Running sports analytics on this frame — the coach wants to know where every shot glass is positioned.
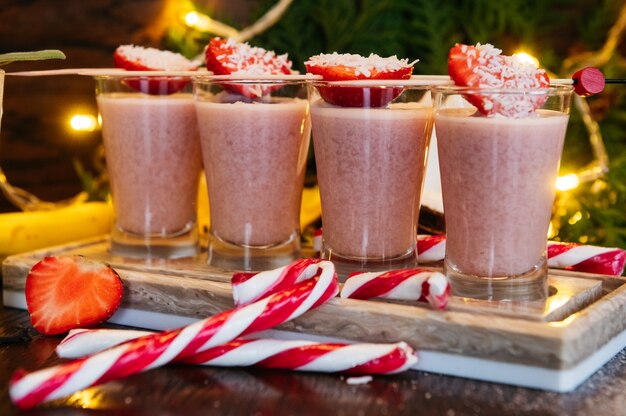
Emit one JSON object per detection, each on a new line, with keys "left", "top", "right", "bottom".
{"left": 432, "top": 85, "right": 573, "bottom": 300}
{"left": 309, "top": 80, "right": 434, "bottom": 276}
{"left": 96, "top": 75, "right": 202, "bottom": 259}
{"left": 194, "top": 78, "right": 311, "bottom": 271}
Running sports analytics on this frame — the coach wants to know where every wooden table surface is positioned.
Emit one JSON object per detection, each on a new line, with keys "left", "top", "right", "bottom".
{"left": 3, "top": 307, "right": 626, "bottom": 415}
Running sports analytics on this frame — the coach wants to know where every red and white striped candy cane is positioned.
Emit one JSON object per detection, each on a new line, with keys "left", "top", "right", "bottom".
{"left": 416, "top": 235, "right": 446, "bottom": 263}
{"left": 547, "top": 242, "right": 626, "bottom": 276}
{"left": 56, "top": 329, "right": 417, "bottom": 375}
{"left": 341, "top": 269, "right": 451, "bottom": 310}
{"left": 417, "top": 234, "right": 626, "bottom": 276}
{"left": 232, "top": 258, "right": 321, "bottom": 306}
{"left": 10, "top": 261, "right": 338, "bottom": 409}
{"left": 56, "top": 328, "right": 152, "bottom": 358}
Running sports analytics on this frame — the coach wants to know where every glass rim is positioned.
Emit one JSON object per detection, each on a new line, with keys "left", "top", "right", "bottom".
{"left": 93, "top": 75, "right": 194, "bottom": 81}
{"left": 432, "top": 84, "right": 574, "bottom": 95}
{"left": 193, "top": 78, "right": 310, "bottom": 86}
{"left": 311, "top": 79, "right": 447, "bottom": 88}
{"left": 92, "top": 73, "right": 318, "bottom": 83}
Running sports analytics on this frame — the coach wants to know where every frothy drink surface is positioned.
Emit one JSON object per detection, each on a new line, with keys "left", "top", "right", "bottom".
{"left": 98, "top": 94, "right": 201, "bottom": 235}
{"left": 311, "top": 100, "right": 432, "bottom": 259}
{"left": 436, "top": 109, "right": 568, "bottom": 277}
{"left": 196, "top": 98, "right": 310, "bottom": 246}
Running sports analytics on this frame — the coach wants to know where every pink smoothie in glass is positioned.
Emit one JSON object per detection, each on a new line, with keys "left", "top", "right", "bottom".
{"left": 311, "top": 100, "right": 432, "bottom": 260}
{"left": 97, "top": 93, "right": 202, "bottom": 236}
{"left": 435, "top": 108, "right": 568, "bottom": 277}
{"left": 195, "top": 98, "right": 310, "bottom": 247}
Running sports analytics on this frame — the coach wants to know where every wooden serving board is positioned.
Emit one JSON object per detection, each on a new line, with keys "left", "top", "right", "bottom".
{"left": 3, "top": 236, "right": 626, "bottom": 391}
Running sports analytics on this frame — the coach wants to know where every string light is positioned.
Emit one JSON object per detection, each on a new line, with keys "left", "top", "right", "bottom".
{"left": 69, "top": 114, "right": 98, "bottom": 132}
{"left": 181, "top": 0, "right": 294, "bottom": 42}
{"left": 513, "top": 51, "right": 540, "bottom": 67}
{"left": 568, "top": 211, "right": 583, "bottom": 225}
{"left": 556, "top": 174, "right": 580, "bottom": 191}
{"left": 183, "top": 11, "right": 239, "bottom": 39}
{"left": 184, "top": 11, "right": 200, "bottom": 27}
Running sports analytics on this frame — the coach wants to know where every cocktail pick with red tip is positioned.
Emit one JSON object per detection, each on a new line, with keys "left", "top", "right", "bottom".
{"left": 571, "top": 66, "right": 626, "bottom": 97}
{"left": 572, "top": 67, "right": 606, "bottom": 97}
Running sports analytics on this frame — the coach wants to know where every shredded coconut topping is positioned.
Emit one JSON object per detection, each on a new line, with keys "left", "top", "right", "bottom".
{"left": 215, "top": 38, "right": 292, "bottom": 75}
{"left": 305, "top": 52, "right": 416, "bottom": 77}
{"left": 464, "top": 43, "right": 549, "bottom": 118}
{"left": 470, "top": 43, "right": 545, "bottom": 90}
{"left": 116, "top": 45, "right": 195, "bottom": 71}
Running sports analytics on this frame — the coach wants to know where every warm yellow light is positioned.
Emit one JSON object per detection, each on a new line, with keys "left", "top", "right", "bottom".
{"left": 185, "top": 11, "right": 200, "bottom": 27}
{"left": 556, "top": 174, "right": 580, "bottom": 191}
{"left": 568, "top": 211, "right": 583, "bottom": 225}
{"left": 69, "top": 114, "right": 98, "bottom": 132}
{"left": 513, "top": 51, "right": 540, "bottom": 68}
{"left": 184, "top": 11, "right": 214, "bottom": 32}
{"left": 182, "top": 9, "right": 239, "bottom": 38}
{"left": 68, "top": 389, "right": 104, "bottom": 408}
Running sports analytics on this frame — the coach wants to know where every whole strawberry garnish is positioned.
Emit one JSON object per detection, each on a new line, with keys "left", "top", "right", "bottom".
{"left": 448, "top": 43, "right": 550, "bottom": 117}
{"left": 205, "top": 37, "right": 292, "bottom": 98}
{"left": 305, "top": 52, "right": 414, "bottom": 107}
{"left": 113, "top": 44, "right": 197, "bottom": 95}
{"left": 25, "top": 256, "right": 123, "bottom": 335}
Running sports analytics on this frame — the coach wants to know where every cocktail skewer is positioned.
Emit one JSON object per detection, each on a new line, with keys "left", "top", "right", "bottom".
{"left": 412, "top": 67, "right": 624, "bottom": 96}
{"left": 6, "top": 66, "right": 624, "bottom": 97}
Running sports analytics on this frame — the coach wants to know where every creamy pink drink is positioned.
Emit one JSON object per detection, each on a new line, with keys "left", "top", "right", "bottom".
{"left": 311, "top": 99, "right": 432, "bottom": 263}
{"left": 436, "top": 109, "right": 568, "bottom": 276}
{"left": 97, "top": 92, "right": 202, "bottom": 256}
{"left": 195, "top": 90, "right": 310, "bottom": 269}
{"left": 434, "top": 44, "right": 573, "bottom": 299}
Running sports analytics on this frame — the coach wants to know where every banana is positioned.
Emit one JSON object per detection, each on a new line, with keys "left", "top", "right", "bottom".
{"left": 0, "top": 181, "right": 321, "bottom": 256}
{"left": 0, "top": 202, "right": 113, "bottom": 256}
{"left": 196, "top": 174, "right": 210, "bottom": 238}
{"left": 300, "top": 186, "right": 322, "bottom": 228}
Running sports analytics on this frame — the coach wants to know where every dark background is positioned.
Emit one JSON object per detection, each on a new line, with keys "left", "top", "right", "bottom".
{"left": 0, "top": 0, "right": 208, "bottom": 213}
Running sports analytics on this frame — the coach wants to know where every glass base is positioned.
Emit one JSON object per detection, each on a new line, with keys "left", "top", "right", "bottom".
{"left": 322, "top": 248, "right": 418, "bottom": 280}
{"left": 446, "top": 258, "right": 548, "bottom": 301}
{"left": 207, "top": 232, "right": 300, "bottom": 272}
{"left": 110, "top": 226, "right": 199, "bottom": 259}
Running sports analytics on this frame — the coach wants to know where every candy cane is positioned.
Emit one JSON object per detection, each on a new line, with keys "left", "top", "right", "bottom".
{"left": 10, "top": 261, "right": 338, "bottom": 409}
{"left": 416, "top": 235, "right": 447, "bottom": 263}
{"left": 547, "top": 242, "right": 626, "bottom": 276}
{"left": 341, "top": 269, "right": 451, "bottom": 310}
{"left": 232, "top": 258, "right": 321, "bottom": 306}
{"left": 56, "top": 329, "right": 417, "bottom": 375}
{"left": 416, "top": 234, "right": 626, "bottom": 276}
{"left": 56, "top": 328, "right": 151, "bottom": 358}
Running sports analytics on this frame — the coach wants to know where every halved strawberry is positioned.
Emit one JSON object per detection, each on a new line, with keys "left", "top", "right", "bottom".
{"left": 113, "top": 44, "right": 197, "bottom": 95}
{"left": 205, "top": 37, "right": 292, "bottom": 98}
{"left": 448, "top": 43, "right": 550, "bottom": 117}
{"left": 25, "top": 256, "right": 123, "bottom": 335}
{"left": 305, "top": 53, "right": 414, "bottom": 107}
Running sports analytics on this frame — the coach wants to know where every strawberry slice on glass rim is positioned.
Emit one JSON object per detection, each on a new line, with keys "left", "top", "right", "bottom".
{"left": 204, "top": 37, "right": 292, "bottom": 99}
{"left": 447, "top": 43, "right": 550, "bottom": 117}
{"left": 305, "top": 52, "right": 415, "bottom": 108}
{"left": 113, "top": 44, "right": 198, "bottom": 95}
